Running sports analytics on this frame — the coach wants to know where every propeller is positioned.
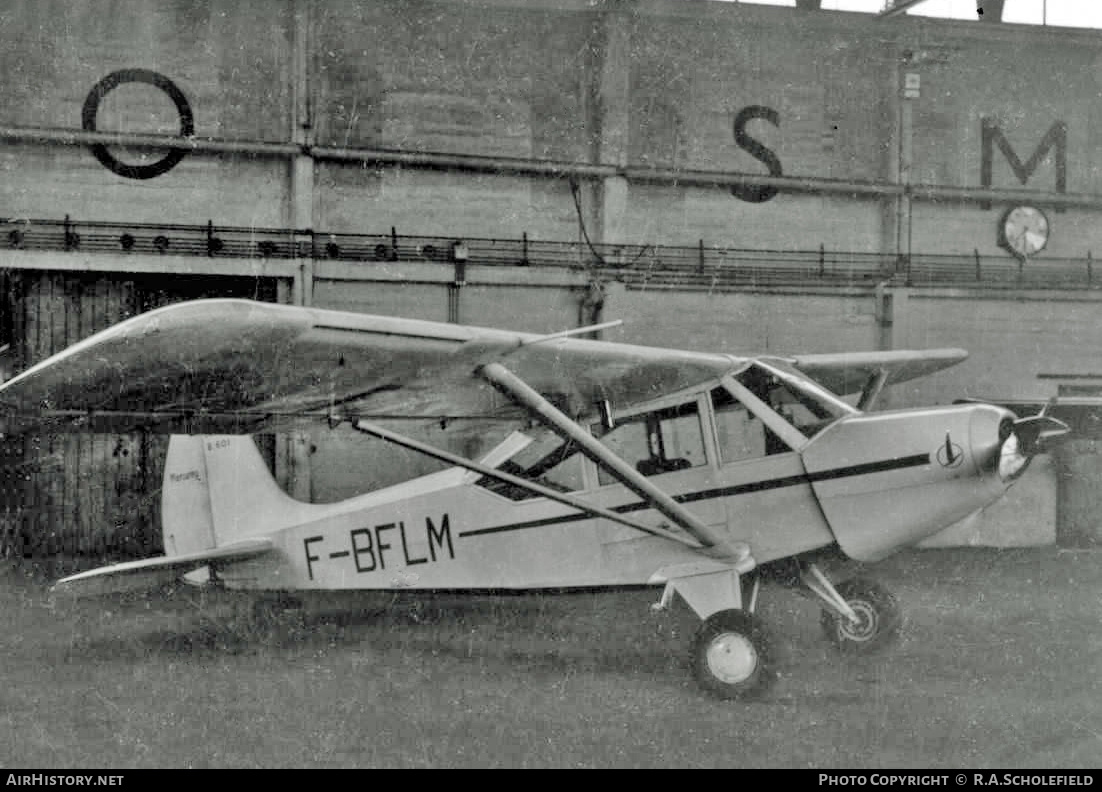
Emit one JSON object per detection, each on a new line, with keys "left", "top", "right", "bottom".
{"left": 1011, "top": 409, "right": 1070, "bottom": 456}
{"left": 957, "top": 397, "right": 1070, "bottom": 482}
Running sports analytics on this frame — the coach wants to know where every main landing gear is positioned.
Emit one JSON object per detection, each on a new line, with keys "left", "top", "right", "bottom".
{"left": 657, "top": 560, "right": 901, "bottom": 700}
{"left": 691, "top": 607, "right": 773, "bottom": 700}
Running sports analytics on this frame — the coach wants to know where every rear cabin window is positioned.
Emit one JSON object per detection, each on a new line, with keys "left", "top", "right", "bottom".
{"left": 592, "top": 400, "right": 706, "bottom": 486}
{"left": 476, "top": 430, "right": 585, "bottom": 501}
{"left": 711, "top": 387, "right": 790, "bottom": 461}
{"left": 734, "top": 364, "right": 848, "bottom": 439}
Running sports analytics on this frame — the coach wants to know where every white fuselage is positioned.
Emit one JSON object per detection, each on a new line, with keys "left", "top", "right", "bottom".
{"left": 197, "top": 399, "right": 1018, "bottom": 592}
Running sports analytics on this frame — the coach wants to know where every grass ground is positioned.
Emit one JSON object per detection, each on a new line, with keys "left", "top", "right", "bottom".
{"left": 1, "top": 546, "right": 1100, "bottom": 768}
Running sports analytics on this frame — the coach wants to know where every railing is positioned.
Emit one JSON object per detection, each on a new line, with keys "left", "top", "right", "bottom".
{"left": 1, "top": 215, "right": 1099, "bottom": 291}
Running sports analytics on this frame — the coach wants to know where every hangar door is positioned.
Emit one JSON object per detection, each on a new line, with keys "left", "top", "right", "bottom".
{"left": 0, "top": 272, "right": 277, "bottom": 569}
{"left": 1056, "top": 439, "right": 1102, "bottom": 547}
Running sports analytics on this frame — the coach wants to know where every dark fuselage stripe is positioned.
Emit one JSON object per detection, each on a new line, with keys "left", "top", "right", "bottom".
{"left": 807, "top": 453, "right": 930, "bottom": 482}
{"left": 458, "top": 453, "right": 931, "bottom": 539}
{"left": 461, "top": 511, "right": 593, "bottom": 538}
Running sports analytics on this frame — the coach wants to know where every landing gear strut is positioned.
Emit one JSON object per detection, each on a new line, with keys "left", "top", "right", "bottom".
{"left": 655, "top": 566, "right": 774, "bottom": 700}
{"left": 659, "top": 559, "right": 902, "bottom": 698}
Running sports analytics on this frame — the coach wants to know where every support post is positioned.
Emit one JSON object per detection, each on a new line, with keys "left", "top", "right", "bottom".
{"left": 594, "top": 2, "right": 631, "bottom": 246}
{"left": 290, "top": 0, "right": 315, "bottom": 235}
{"left": 897, "top": 72, "right": 914, "bottom": 275}
{"left": 280, "top": 0, "right": 316, "bottom": 502}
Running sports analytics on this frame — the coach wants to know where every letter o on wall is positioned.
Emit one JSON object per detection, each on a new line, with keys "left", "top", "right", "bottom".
{"left": 82, "top": 69, "right": 195, "bottom": 180}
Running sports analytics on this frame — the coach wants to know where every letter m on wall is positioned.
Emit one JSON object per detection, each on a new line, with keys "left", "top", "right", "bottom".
{"left": 980, "top": 118, "right": 1067, "bottom": 210}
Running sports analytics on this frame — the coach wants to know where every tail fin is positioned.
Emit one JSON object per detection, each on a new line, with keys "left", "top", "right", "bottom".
{"left": 163, "top": 435, "right": 313, "bottom": 553}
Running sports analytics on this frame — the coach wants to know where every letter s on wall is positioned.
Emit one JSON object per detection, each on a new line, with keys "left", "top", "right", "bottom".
{"left": 731, "top": 105, "right": 783, "bottom": 203}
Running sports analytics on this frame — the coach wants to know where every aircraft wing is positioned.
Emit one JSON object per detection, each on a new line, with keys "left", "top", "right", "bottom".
{"left": 50, "top": 537, "right": 273, "bottom": 597}
{"left": 0, "top": 299, "right": 739, "bottom": 435}
{"left": 783, "top": 348, "right": 969, "bottom": 398}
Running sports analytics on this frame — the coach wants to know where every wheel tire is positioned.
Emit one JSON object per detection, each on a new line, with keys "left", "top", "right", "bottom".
{"left": 820, "top": 577, "right": 901, "bottom": 654}
{"left": 690, "top": 609, "right": 773, "bottom": 700}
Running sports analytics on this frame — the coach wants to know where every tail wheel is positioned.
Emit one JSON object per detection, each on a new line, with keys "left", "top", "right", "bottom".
{"left": 820, "top": 577, "right": 901, "bottom": 654}
{"left": 690, "top": 609, "right": 773, "bottom": 700}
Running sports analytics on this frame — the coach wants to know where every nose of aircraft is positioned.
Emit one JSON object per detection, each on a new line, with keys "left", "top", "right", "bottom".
{"left": 969, "top": 403, "right": 1069, "bottom": 483}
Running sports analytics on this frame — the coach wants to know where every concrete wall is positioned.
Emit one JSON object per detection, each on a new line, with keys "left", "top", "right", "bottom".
{"left": 0, "top": 0, "right": 294, "bottom": 226}
{"left": 3, "top": 0, "right": 1102, "bottom": 256}
{"left": 891, "top": 289, "right": 1102, "bottom": 406}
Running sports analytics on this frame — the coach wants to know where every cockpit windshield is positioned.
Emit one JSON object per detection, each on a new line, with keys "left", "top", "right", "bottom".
{"left": 734, "top": 360, "right": 856, "bottom": 439}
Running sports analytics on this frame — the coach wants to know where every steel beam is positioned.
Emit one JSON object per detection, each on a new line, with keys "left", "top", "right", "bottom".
{"left": 4, "top": 125, "right": 1100, "bottom": 209}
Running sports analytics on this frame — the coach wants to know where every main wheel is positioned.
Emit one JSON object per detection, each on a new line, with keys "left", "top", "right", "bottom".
{"left": 690, "top": 609, "right": 773, "bottom": 700}
{"left": 820, "top": 577, "right": 901, "bottom": 654}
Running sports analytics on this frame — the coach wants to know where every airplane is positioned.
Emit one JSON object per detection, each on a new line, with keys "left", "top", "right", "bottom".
{"left": 0, "top": 298, "right": 1069, "bottom": 699}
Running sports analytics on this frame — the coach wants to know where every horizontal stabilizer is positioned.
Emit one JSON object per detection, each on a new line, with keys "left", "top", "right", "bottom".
{"left": 51, "top": 537, "right": 273, "bottom": 598}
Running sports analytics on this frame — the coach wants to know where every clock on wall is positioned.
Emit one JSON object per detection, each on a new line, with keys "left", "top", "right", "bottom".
{"left": 999, "top": 205, "right": 1050, "bottom": 258}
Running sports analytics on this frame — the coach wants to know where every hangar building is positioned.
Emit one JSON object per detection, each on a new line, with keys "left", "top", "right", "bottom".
{"left": 1, "top": 0, "right": 1100, "bottom": 564}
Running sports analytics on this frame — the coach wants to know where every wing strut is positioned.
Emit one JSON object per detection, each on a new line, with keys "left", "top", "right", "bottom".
{"left": 477, "top": 362, "right": 746, "bottom": 562}
{"left": 351, "top": 419, "right": 702, "bottom": 549}
{"left": 857, "top": 369, "right": 889, "bottom": 411}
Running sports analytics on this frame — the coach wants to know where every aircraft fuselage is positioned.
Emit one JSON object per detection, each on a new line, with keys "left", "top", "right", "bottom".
{"left": 207, "top": 400, "right": 1021, "bottom": 594}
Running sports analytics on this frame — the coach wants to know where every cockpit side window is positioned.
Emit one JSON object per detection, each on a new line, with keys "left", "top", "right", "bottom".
{"left": 734, "top": 363, "right": 848, "bottom": 439}
{"left": 712, "top": 386, "right": 790, "bottom": 461}
{"left": 592, "top": 400, "right": 706, "bottom": 485}
{"left": 476, "top": 430, "right": 585, "bottom": 501}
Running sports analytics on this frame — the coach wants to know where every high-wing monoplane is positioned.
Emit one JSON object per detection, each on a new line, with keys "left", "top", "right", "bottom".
{"left": 0, "top": 299, "right": 1068, "bottom": 698}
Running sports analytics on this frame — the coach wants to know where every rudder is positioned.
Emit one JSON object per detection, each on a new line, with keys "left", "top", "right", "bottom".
{"left": 162, "top": 435, "right": 216, "bottom": 556}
